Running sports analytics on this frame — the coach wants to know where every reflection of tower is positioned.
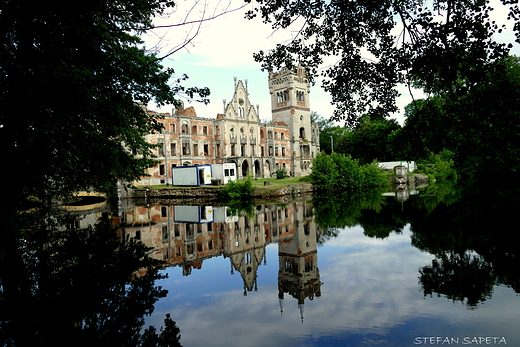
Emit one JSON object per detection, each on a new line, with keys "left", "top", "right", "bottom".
{"left": 278, "top": 202, "right": 321, "bottom": 322}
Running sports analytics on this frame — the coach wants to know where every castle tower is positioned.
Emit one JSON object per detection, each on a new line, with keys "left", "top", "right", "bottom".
{"left": 268, "top": 66, "right": 319, "bottom": 177}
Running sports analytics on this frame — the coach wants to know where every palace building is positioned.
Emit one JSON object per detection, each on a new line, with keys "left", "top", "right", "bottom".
{"left": 137, "top": 67, "right": 320, "bottom": 186}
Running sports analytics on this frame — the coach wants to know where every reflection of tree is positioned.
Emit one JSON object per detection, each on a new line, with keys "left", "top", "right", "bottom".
{"left": 312, "top": 180, "right": 520, "bottom": 308}
{"left": 0, "top": 211, "right": 182, "bottom": 346}
{"left": 312, "top": 187, "right": 387, "bottom": 232}
{"left": 358, "top": 205, "right": 407, "bottom": 239}
{"left": 420, "top": 253, "right": 495, "bottom": 308}
{"left": 411, "top": 183, "right": 520, "bottom": 308}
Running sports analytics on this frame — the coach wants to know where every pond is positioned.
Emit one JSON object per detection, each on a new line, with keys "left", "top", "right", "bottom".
{"left": 130, "top": 183, "right": 520, "bottom": 346}
{"left": 2, "top": 182, "right": 519, "bottom": 346}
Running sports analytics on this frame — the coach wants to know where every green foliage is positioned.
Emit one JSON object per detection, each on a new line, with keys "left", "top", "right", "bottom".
{"left": 221, "top": 175, "right": 255, "bottom": 201}
{"left": 246, "top": 0, "right": 513, "bottom": 126}
{"left": 331, "top": 152, "right": 363, "bottom": 190}
{"left": 395, "top": 56, "right": 520, "bottom": 179}
{"left": 417, "top": 150, "right": 458, "bottom": 181}
{"left": 275, "top": 168, "right": 289, "bottom": 179}
{"left": 361, "top": 162, "right": 390, "bottom": 187}
{"left": 310, "top": 152, "right": 388, "bottom": 190}
{"left": 336, "top": 117, "right": 401, "bottom": 164}
{"left": 0, "top": 0, "right": 209, "bottom": 207}
{"left": 308, "top": 152, "right": 338, "bottom": 190}
{"left": 311, "top": 111, "right": 350, "bottom": 154}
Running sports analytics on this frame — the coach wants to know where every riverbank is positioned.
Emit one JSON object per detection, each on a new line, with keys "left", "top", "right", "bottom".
{"left": 140, "top": 179, "right": 316, "bottom": 205}
{"left": 135, "top": 174, "right": 429, "bottom": 205}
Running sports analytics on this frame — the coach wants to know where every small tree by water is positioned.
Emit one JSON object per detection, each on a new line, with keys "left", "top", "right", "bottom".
{"left": 310, "top": 152, "right": 387, "bottom": 190}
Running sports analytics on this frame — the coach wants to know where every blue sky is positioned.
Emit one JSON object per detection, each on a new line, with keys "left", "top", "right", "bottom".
{"left": 143, "top": 0, "right": 519, "bottom": 126}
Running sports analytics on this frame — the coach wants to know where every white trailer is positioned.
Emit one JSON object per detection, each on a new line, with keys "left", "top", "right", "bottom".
{"left": 211, "top": 163, "right": 237, "bottom": 184}
{"left": 171, "top": 165, "right": 212, "bottom": 186}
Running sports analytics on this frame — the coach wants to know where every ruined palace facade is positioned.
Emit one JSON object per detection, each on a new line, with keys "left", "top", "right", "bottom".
{"left": 138, "top": 67, "right": 320, "bottom": 186}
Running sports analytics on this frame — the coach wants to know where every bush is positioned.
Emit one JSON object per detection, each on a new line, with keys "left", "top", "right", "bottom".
{"left": 361, "top": 162, "right": 389, "bottom": 187}
{"left": 310, "top": 152, "right": 387, "bottom": 190}
{"left": 275, "top": 168, "right": 289, "bottom": 179}
{"left": 417, "top": 149, "right": 457, "bottom": 180}
{"left": 331, "top": 153, "right": 363, "bottom": 189}
{"left": 221, "top": 175, "right": 254, "bottom": 201}
{"left": 309, "top": 152, "right": 338, "bottom": 190}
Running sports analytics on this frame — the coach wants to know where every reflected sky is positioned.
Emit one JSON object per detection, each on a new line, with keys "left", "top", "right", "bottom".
{"left": 145, "top": 224, "right": 520, "bottom": 347}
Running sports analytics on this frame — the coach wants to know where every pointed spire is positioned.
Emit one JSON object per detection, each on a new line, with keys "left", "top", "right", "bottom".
{"left": 298, "top": 303, "right": 304, "bottom": 323}
{"left": 279, "top": 298, "right": 284, "bottom": 316}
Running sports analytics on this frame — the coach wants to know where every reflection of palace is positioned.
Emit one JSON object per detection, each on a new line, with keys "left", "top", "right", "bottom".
{"left": 114, "top": 201, "right": 322, "bottom": 319}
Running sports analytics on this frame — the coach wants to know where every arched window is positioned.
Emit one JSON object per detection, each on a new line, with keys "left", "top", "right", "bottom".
{"left": 299, "top": 127, "right": 306, "bottom": 139}
{"left": 181, "top": 123, "right": 189, "bottom": 134}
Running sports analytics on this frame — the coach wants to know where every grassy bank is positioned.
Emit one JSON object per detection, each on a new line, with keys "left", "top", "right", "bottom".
{"left": 148, "top": 176, "right": 311, "bottom": 193}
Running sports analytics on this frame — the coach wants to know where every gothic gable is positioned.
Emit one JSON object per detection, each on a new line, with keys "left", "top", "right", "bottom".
{"left": 223, "top": 79, "right": 259, "bottom": 122}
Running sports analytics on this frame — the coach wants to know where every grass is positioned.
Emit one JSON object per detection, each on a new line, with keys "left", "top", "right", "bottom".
{"left": 146, "top": 176, "right": 311, "bottom": 191}
{"left": 252, "top": 176, "right": 309, "bottom": 190}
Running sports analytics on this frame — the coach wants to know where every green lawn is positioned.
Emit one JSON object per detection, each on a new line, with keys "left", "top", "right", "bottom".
{"left": 251, "top": 176, "right": 310, "bottom": 190}
{"left": 147, "top": 176, "right": 311, "bottom": 191}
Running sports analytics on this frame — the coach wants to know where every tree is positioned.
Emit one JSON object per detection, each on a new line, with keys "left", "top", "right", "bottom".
{"left": 397, "top": 56, "right": 520, "bottom": 178}
{"left": 336, "top": 117, "right": 401, "bottom": 164}
{"left": 0, "top": 0, "right": 210, "bottom": 210}
{"left": 246, "top": 0, "right": 515, "bottom": 126}
{"left": 311, "top": 111, "right": 349, "bottom": 154}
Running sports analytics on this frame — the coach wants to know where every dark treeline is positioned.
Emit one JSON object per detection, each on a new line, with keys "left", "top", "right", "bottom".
{"left": 315, "top": 56, "right": 520, "bottom": 182}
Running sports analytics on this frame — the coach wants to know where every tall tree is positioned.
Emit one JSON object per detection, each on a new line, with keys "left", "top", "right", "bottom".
{"left": 336, "top": 117, "right": 401, "bottom": 164}
{"left": 0, "top": 0, "right": 209, "bottom": 208}
{"left": 397, "top": 56, "right": 520, "bottom": 178}
{"left": 311, "top": 111, "right": 349, "bottom": 154}
{"left": 246, "top": 0, "right": 515, "bottom": 126}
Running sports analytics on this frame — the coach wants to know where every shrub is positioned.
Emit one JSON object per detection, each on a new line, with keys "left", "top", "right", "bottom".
{"left": 309, "top": 152, "right": 338, "bottom": 190}
{"left": 221, "top": 175, "right": 254, "bottom": 201}
{"left": 275, "top": 168, "right": 289, "bottom": 179}
{"left": 417, "top": 149, "right": 457, "bottom": 180}
{"left": 331, "top": 153, "right": 363, "bottom": 189}
{"left": 310, "top": 152, "right": 387, "bottom": 190}
{"left": 360, "top": 162, "right": 388, "bottom": 187}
